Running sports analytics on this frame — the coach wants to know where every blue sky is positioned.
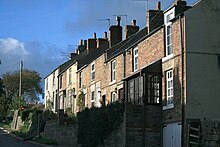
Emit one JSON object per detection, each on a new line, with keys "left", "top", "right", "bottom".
{"left": 0, "top": 0, "right": 198, "bottom": 97}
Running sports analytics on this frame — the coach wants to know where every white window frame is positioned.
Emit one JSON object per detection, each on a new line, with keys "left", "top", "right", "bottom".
{"left": 111, "top": 60, "right": 116, "bottom": 82}
{"left": 163, "top": 70, "right": 174, "bottom": 110}
{"left": 164, "top": 8, "right": 175, "bottom": 57}
{"left": 133, "top": 47, "right": 138, "bottom": 72}
{"left": 111, "top": 91, "right": 116, "bottom": 103}
{"left": 91, "top": 90, "right": 95, "bottom": 106}
{"left": 69, "top": 68, "right": 72, "bottom": 85}
{"left": 46, "top": 78, "right": 48, "bottom": 90}
{"left": 91, "top": 62, "right": 95, "bottom": 81}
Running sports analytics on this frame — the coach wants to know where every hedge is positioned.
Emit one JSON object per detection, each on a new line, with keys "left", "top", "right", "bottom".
{"left": 77, "top": 102, "right": 124, "bottom": 147}
{"left": 20, "top": 109, "right": 43, "bottom": 121}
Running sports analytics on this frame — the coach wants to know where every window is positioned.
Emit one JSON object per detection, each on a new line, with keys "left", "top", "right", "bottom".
{"left": 79, "top": 72, "right": 82, "bottom": 88}
{"left": 166, "top": 25, "right": 172, "bottom": 55}
{"left": 133, "top": 47, "right": 138, "bottom": 71}
{"left": 53, "top": 72, "right": 55, "bottom": 85}
{"left": 138, "top": 76, "right": 143, "bottom": 98}
{"left": 91, "top": 63, "right": 95, "bottom": 81}
{"left": 128, "top": 79, "right": 134, "bottom": 102}
{"left": 69, "top": 68, "right": 72, "bottom": 85}
{"left": 91, "top": 91, "right": 95, "bottom": 107}
{"left": 68, "top": 90, "right": 72, "bottom": 108}
{"left": 164, "top": 8, "right": 175, "bottom": 56}
{"left": 111, "top": 60, "right": 116, "bottom": 82}
{"left": 111, "top": 92, "right": 116, "bottom": 103}
{"left": 59, "top": 75, "right": 63, "bottom": 89}
{"left": 147, "top": 76, "right": 160, "bottom": 104}
{"left": 166, "top": 70, "right": 173, "bottom": 106}
{"left": 127, "top": 76, "right": 144, "bottom": 105}
{"left": 46, "top": 78, "right": 48, "bottom": 90}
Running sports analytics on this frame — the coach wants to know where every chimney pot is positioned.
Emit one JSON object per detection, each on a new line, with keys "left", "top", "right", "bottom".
{"left": 116, "top": 16, "right": 121, "bottom": 26}
{"left": 84, "top": 40, "right": 87, "bottom": 47}
{"left": 93, "top": 33, "right": 97, "bottom": 39}
{"left": 132, "top": 20, "right": 137, "bottom": 26}
{"left": 79, "top": 39, "right": 83, "bottom": 45}
{"left": 104, "top": 32, "right": 107, "bottom": 39}
{"left": 156, "top": 1, "right": 161, "bottom": 10}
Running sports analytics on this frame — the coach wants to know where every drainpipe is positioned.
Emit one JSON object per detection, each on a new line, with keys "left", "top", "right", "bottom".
{"left": 179, "top": 15, "right": 185, "bottom": 147}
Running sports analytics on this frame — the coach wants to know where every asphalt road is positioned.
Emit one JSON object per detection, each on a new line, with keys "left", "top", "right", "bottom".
{"left": 0, "top": 129, "right": 43, "bottom": 147}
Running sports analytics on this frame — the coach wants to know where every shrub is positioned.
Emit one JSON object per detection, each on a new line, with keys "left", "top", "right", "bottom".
{"left": 64, "top": 113, "right": 76, "bottom": 124}
{"left": 77, "top": 102, "right": 124, "bottom": 146}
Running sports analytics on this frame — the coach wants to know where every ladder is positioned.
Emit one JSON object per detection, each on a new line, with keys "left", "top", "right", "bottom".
{"left": 187, "top": 120, "right": 201, "bottom": 147}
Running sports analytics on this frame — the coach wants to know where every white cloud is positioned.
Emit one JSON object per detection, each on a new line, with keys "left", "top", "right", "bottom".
{"left": 0, "top": 38, "right": 29, "bottom": 55}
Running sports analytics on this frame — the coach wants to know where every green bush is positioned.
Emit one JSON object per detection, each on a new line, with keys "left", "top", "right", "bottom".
{"left": 20, "top": 109, "right": 32, "bottom": 121}
{"left": 20, "top": 109, "right": 43, "bottom": 121}
{"left": 64, "top": 113, "right": 76, "bottom": 124}
{"left": 77, "top": 102, "right": 124, "bottom": 146}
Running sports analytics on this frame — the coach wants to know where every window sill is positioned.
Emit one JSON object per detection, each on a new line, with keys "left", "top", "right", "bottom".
{"left": 109, "top": 80, "right": 116, "bottom": 85}
{"left": 162, "top": 53, "right": 174, "bottom": 63}
{"left": 163, "top": 104, "right": 174, "bottom": 110}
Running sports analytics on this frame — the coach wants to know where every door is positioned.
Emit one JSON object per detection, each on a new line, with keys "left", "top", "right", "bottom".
{"left": 163, "top": 122, "right": 181, "bottom": 147}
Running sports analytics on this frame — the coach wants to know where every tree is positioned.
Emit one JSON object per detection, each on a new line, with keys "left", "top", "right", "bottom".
{"left": 0, "top": 69, "right": 42, "bottom": 117}
{"left": 0, "top": 78, "right": 4, "bottom": 97}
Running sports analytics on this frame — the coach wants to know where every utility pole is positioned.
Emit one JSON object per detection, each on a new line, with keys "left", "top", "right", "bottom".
{"left": 19, "top": 60, "right": 23, "bottom": 98}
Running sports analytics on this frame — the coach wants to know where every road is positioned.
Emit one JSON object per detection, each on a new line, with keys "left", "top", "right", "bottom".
{"left": 0, "top": 129, "right": 43, "bottom": 147}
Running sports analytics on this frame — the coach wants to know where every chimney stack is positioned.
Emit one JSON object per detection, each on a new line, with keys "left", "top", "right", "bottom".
{"left": 97, "top": 32, "right": 108, "bottom": 48}
{"left": 87, "top": 33, "right": 97, "bottom": 53}
{"left": 174, "top": 0, "right": 187, "bottom": 6}
{"left": 69, "top": 53, "right": 78, "bottom": 60}
{"left": 146, "top": 1, "right": 164, "bottom": 33}
{"left": 76, "top": 39, "right": 87, "bottom": 55}
{"left": 109, "top": 16, "right": 122, "bottom": 47}
{"left": 124, "top": 20, "right": 139, "bottom": 39}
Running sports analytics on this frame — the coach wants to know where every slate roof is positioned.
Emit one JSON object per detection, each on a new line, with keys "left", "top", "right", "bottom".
{"left": 77, "top": 42, "right": 109, "bottom": 70}
{"left": 58, "top": 55, "right": 79, "bottom": 76}
{"left": 106, "top": 27, "right": 147, "bottom": 62}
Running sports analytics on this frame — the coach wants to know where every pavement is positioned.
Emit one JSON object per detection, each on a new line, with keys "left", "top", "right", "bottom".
{"left": 0, "top": 127, "right": 52, "bottom": 147}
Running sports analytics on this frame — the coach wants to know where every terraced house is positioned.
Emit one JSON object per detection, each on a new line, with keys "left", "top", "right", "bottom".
{"left": 45, "top": 0, "right": 220, "bottom": 146}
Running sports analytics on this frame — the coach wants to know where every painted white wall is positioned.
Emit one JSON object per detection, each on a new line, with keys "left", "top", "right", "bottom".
{"left": 44, "top": 68, "right": 59, "bottom": 112}
{"left": 185, "top": 0, "right": 220, "bottom": 120}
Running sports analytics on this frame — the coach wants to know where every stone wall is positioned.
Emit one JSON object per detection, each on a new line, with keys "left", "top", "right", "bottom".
{"left": 41, "top": 121, "right": 77, "bottom": 146}
{"left": 201, "top": 119, "right": 220, "bottom": 147}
